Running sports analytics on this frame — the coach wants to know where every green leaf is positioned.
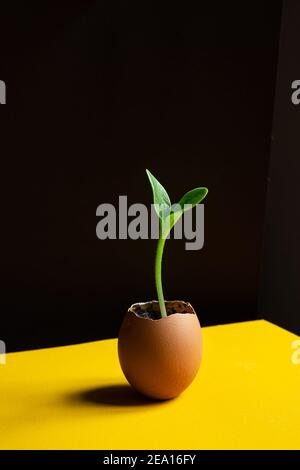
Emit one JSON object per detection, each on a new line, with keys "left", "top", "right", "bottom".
{"left": 146, "top": 169, "right": 171, "bottom": 220}
{"left": 161, "top": 204, "right": 182, "bottom": 238}
{"left": 178, "top": 187, "right": 208, "bottom": 213}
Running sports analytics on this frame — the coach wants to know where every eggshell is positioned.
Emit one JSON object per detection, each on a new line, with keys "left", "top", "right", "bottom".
{"left": 118, "top": 300, "right": 203, "bottom": 400}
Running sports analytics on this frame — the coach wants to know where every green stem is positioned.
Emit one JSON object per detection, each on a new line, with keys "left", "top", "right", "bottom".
{"left": 155, "top": 234, "right": 167, "bottom": 318}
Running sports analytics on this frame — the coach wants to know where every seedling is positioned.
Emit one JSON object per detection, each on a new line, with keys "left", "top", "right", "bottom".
{"left": 146, "top": 169, "right": 208, "bottom": 318}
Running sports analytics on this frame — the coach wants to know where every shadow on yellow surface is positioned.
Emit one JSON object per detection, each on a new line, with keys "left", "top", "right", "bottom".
{"left": 67, "top": 384, "right": 160, "bottom": 407}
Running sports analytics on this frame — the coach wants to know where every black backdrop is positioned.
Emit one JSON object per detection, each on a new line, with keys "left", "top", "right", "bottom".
{"left": 260, "top": 0, "right": 300, "bottom": 335}
{"left": 0, "top": 1, "right": 282, "bottom": 351}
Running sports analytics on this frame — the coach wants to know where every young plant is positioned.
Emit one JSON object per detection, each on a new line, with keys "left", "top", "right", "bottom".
{"left": 146, "top": 169, "right": 208, "bottom": 318}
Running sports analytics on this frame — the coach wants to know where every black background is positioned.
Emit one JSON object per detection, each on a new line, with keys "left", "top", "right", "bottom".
{"left": 260, "top": 0, "right": 300, "bottom": 335}
{"left": 0, "top": 1, "right": 282, "bottom": 351}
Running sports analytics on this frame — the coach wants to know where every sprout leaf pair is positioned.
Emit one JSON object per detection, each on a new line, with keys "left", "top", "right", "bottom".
{"left": 146, "top": 169, "right": 208, "bottom": 318}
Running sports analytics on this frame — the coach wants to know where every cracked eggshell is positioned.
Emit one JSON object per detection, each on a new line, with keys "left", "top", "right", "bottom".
{"left": 118, "top": 300, "right": 203, "bottom": 400}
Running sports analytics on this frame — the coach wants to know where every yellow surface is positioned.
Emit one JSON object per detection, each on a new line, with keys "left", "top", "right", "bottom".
{"left": 0, "top": 320, "right": 300, "bottom": 450}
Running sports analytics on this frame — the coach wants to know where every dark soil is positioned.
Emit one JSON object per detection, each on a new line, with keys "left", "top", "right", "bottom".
{"left": 136, "top": 310, "right": 162, "bottom": 320}
{"left": 131, "top": 300, "right": 195, "bottom": 319}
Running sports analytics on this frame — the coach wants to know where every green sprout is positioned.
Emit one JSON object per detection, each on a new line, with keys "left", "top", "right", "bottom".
{"left": 146, "top": 169, "right": 208, "bottom": 318}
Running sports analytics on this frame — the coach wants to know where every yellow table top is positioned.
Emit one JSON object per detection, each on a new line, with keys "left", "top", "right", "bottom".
{"left": 0, "top": 320, "right": 299, "bottom": 450}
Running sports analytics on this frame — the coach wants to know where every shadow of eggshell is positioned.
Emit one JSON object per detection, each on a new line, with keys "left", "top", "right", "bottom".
{"left": 118, "top": 300, "right": 203, "bottom": 400}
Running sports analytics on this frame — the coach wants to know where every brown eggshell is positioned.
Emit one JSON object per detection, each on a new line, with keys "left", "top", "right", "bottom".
{"left": 118, "top": 300, "right": 203, "bottom": 400}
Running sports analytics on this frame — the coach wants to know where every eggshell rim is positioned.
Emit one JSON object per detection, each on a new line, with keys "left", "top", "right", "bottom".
{"left": 128, "top": 300, "right": 197, "bottom": 322}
